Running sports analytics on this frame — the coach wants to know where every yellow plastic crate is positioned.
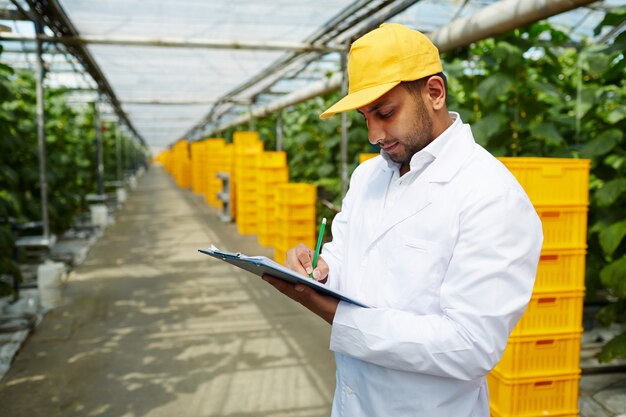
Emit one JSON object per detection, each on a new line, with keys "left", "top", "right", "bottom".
{"left": 257, "top": 191, "right": 275, "bottom": 204}
{"left": 234, "top": 167, "right": 259, "bottom": 179}
{"left": 233, "top": 131, "right": 260, "bottom": 146}
{"left": 487, "top": 370, "right": 579, "bottom": 417}
{"left": 258, "top": 181, "right": 285, "bottom": 198}
{"left": 275, "top": 234, "right": 316, "bottom": 249}
{"left": 490, "top": 407, "right": 577, "bottom": 417}
{"left": 258, "top": 167, "right": 289, "bottom": 183}
{"left": 359, "top": 153, "right": 379, "bottom": 163}
{"left": 498, "top": 157, "right": 590, "bottom": 205}
{"left": 257, "top": 202, "right": 275, "bottom": 214}
{"left": 494, "top": 331, "right": 582, "bottom": 378}
{"left": 236, "top": 205, "right": 258, "bottom": 217}
{"left": 277, "top": 219, "right": 315, "bottom": 236}
{"left": 237, "top": 220, "right": 257, "bottom": 235}
{"left": 535, "top": 247, "right": 586, "bottom": 292}
{"left": 274, "top": 246, "right": 287, "bottom": 265}
{"left": 512, "top": 290, "right": 584, "bottom": 336}
{"left": 234, "top": 142, "right": 263, "bottom": 155}
{"left": 236, "top": 212, "right": 257, "bottom": 224}
{"left": 257, "top": 221, "right": 277, "bottom": 235}
{"left": 258, "top": 233, "right": 274, "bottom": 248}
{"left": 536, "top": 204, "right": 588, "bottom": 248}
{"left": 275, "top": 204, "right": 316, "bottom": 222}
{"left": 275, "top": 183, "right": 316, "bottom": 205}
{"left": 258, "top": 151, "right": 287, "bottom": 168}
{"left": 236, "top": 180, "right": 259, "bottom": 193}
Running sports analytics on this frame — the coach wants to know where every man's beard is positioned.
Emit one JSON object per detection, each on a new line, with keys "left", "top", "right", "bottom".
{"left": 386, "top": 96, "right": 434, "bottom": 165}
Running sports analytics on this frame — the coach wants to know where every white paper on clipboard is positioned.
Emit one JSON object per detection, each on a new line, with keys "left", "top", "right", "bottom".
{"left": 198, "top": 246, "right": 371, "bottom": 308}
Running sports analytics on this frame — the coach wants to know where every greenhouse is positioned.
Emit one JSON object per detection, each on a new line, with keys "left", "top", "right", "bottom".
{"left": 1, "top": 0, "right": 626, "bottom": 416}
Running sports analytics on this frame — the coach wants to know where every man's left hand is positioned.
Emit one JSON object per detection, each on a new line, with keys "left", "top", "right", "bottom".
{"left": 261, "top": 275, "right": 339, "bottom": 324}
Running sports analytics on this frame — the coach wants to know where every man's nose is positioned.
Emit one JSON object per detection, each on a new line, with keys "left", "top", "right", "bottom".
{"left": 367, "top": 120, "right": 385, "bottom": 145}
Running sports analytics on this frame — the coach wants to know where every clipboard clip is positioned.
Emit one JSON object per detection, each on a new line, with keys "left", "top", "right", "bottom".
{"left": 213, "top": 249, "right": 242, "bottom": 259}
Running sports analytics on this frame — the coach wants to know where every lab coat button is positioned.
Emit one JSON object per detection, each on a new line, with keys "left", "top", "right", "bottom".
{"left": 343, "top": 385, "right": 353, "bottom": 395}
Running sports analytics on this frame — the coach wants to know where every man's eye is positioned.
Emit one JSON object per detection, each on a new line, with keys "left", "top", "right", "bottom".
{"left": 379, "top": 111, "right": 392, "bottom": 119}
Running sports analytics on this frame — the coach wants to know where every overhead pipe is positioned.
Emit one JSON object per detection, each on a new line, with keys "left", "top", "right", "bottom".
{"left": 428, "top": 0, "right": 595, "bottom": 50}
{"left": 208, "top": 0, "right": 595, "bottom": 135}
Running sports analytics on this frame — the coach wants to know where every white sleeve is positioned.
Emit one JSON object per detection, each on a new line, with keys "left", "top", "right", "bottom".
{"left": 329, "top": 188, "right": 543, "bottom": 381}
{"left": 320, "top": 184, "right": 353, "bottom": 292}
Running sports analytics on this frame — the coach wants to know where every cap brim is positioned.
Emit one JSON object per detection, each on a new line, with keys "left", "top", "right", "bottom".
{"left": 319, "top": 81, "right": 400, "bottom": 120}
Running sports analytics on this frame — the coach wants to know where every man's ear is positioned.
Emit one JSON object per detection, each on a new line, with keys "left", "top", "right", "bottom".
{"left": 426, "top": 76, "right": 446, "bottom": 110}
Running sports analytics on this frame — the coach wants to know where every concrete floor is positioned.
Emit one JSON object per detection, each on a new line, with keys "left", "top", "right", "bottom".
{"left": 0, "top": 168, "right": 335, "bottom": 417}
{"left": 1, "top": 167, "right": 625, "bottom": 417}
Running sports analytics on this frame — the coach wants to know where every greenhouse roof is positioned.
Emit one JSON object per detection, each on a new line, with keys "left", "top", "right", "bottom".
{"left": 1, "top": 0, "right": 625, "bottom": 153}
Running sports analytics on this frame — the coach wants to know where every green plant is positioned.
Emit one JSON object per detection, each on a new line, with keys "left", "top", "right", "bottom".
{"left": 224, "top": 14, "right": 626, "bottom": 362}
{"left": 0, "top": 46, "right": 149, "bottom": 297}
{"left": 444, "top": 12, "right": 626, "bottom": 362}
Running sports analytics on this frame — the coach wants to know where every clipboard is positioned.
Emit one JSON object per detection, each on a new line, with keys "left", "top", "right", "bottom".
{"left": 198, "top": 246, "right": 370, "bottom": 308}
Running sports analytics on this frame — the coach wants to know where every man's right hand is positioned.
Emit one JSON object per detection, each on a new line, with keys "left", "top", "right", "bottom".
{"left": 286, "top": 243, "right": 329, "bottom": 283}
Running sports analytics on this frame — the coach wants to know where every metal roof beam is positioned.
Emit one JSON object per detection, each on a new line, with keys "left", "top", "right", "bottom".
{"left": 0, "top": 7, "right": 28, "bottom": 20}
{"left": 0, "top": 32, "right": 344, "bottom": 52}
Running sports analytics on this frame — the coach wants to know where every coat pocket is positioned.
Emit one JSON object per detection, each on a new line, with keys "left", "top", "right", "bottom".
{"left": 383, "top": 237, "right": 450, "bottom": 309}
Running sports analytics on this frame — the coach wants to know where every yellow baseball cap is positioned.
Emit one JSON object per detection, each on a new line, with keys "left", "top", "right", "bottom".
{"left": 320, "top": 23, "right": 442, "bottom": 120}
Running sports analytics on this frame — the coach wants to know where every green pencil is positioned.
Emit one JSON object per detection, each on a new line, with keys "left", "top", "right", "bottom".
{"left": 310, "top": 217, "right": 327, "bottom": 279}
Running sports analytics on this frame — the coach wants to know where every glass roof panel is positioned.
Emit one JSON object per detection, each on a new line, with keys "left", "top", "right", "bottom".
{"left": 1, "top": 0, "right": 624, "bottom": 153}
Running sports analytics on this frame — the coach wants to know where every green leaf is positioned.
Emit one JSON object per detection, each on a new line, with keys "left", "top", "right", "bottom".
{"left": 599, "top": 219, "right": 626, "bottom": 257}
{"left": 493, "top": 41, "right": 523, "bottom": 68}
{"left": 597, "top": 333, "right": 626, "bottom": 363}
{"left": 530, "top": 122, "right": 564, "bottom": 146}
{"left": 578, "top": 87, "right": 596, "bottom": 117}
{"left": 580, "top": 129, "right": 622, "bottom": 158}
{"left": 605, "top": 106, "right": 626, "bottom": 124}
{"left": 477, "top": 74, "right": 514, "bottom": 106}
{"left": 471, "top": 113, "right": 508, "bottom": 146}
{"left": 584, "top": 46, "right": 611, "bottom": 78}
{"left": 600, "top": 254, "right": 626, "bottom": 298}
{"left": 595, "top": 178, "right": 626, "bottom": 206}
{"left": 595, "top": 301, "right": 626, "bottom": 327}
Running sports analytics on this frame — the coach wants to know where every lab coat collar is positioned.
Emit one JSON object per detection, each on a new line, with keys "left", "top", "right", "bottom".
{"left": 366, "top": 112, "right": 476, "bottom": 249}
{"left": 426, "top": 112, "right": 475, "bottom": 183}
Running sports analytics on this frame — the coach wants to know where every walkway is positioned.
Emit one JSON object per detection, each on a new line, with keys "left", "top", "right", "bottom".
{"left": 2, "top": 167, "right": 626, "bottom": 417}
{"left": 0, "top": 167, "right": 335, "bottom": 417}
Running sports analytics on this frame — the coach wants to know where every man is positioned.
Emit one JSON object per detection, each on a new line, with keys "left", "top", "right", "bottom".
{"left": 262, "top": 23, "right": 543, "bottom": 416}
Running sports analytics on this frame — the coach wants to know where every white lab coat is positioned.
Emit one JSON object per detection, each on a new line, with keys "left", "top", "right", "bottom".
{"left": 321, "top": 117, "right": 543, "bottom": 417}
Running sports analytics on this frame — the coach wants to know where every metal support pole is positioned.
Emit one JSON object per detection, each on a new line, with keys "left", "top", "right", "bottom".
{"left": 116, "top": 127, "right": 122, "bottom": 181}
{"left": 248, "top": 104, "right": 254, "bottom": 131}
{"left": 34, "top": 20, "right": 49, "bottom": 239}
{"left": 276, "top": 111, "right": 284, "bottom": 151}
{"left": 93, "top": 99, "right": 104, "bottom": 195}
{"left": 340, "top": 52, "right": 349, "bottom": 199}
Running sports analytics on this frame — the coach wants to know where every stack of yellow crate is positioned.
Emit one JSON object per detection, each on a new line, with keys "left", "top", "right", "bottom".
{"left": 190, "top": 141, "right": 205, "bottom": 195}
{"left": 202, "top": 138, "right": 226, "bottom": 207}
{"left": 155, "top": 149, "right": 171, "bottom": 171}
{"left": 233, "top": 132, "right": 263, "bottom": 235}
{"left": 213, "top": 143, "right": 234, "bottom": 214}
{"left": 172, "top": 140, "right": 191, "bottom": 189}
{"left": 273, "top": 183, "right": 317, "bottom": 265}
{"left": 489, "top": 157, "right": 590, "bottom": 417}
{"left": 257, "top": 151, "right": 289, "bottom": 247}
